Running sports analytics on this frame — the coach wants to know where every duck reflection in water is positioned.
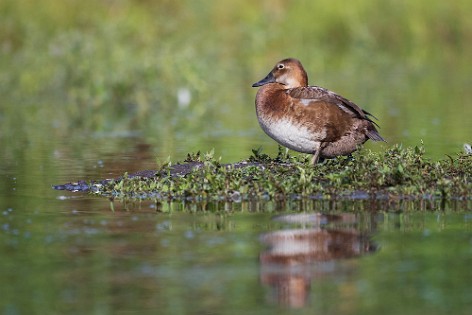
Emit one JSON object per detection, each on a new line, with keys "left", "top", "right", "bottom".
{"left": 259, "top": 213, "right": 376, "bottom": 308}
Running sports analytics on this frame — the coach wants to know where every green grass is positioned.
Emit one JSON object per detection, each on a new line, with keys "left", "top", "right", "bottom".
{"left": 92, "top": 145, "right": 472, "bottom": 202}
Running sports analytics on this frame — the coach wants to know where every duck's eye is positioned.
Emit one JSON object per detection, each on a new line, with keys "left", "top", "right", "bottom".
{"left": 277, "top": 64, "right": 285, "bottom": 70}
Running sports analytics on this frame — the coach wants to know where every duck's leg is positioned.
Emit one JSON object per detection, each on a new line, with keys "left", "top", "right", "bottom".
{"left": 311, "top": 151, "right": 321, "bottom": 165}
{"left": 311, "top": 142, "right": 325, "bottom": 165}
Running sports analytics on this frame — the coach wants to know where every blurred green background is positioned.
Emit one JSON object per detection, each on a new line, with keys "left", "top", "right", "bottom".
{"left": 1, "top": 0, "right": 471, "bottom": 164}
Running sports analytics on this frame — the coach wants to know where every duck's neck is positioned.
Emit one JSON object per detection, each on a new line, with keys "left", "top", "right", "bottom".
{"left": 255, "top": 83, "right": 289, "bottom": 115}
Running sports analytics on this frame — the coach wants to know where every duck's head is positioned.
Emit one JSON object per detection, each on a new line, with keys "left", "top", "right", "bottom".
{"left": 252, "top": 58, "right": 308, "bottom": 89}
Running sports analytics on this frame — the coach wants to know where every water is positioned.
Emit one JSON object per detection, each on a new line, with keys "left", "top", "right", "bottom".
{"left": 1, "top": 134, "right": 471, "bottom": 314}
{"left": 2, "top": 201, "right": 472, "bottom": 314}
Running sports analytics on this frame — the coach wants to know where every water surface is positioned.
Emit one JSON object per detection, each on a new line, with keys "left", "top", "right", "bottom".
{"left": 1, "top": 137, "right": 472, "bottom": 314}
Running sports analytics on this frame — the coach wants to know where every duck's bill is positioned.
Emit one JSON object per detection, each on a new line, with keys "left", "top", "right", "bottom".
{"left": 252, "top": 72, "right": 275, "bottom": 87}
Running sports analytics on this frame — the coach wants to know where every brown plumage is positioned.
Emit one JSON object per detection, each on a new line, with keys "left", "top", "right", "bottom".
{"left": 252, "top": 58, "right": 385, "bottom": 164}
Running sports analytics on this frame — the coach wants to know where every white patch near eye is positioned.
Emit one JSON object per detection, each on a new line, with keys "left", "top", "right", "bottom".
{"left": 285, "top": 77, "right": 298, "bottom": 88}
{"left": 277, "top": 73, "right": 287, "bottom": 84}
{"left": 278, "top": 74, "right": 298, "bottom": 89}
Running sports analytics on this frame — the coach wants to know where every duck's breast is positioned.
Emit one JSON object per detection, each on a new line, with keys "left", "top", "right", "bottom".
{"left": 255, "top": 85, "right": 337, "bottom": 153}
{"left": 258, "top": 115, "right": 323, "bottom": 153}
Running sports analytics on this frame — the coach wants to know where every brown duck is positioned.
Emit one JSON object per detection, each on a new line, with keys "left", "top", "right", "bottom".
{"left": 252, "top": 58, "right": 385, "bottom": 164}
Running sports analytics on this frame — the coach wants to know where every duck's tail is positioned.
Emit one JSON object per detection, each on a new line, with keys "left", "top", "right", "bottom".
{"left": 367, "top": 125, "right": 386, "bottom": 142}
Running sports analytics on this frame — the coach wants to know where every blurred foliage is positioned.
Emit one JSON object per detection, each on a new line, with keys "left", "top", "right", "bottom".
{"left": 0, "top": 0, "right": 471, "bottom": 160}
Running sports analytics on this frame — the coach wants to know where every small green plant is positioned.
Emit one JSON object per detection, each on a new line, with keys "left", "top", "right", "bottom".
{"left": 91, "top": 145, "right": 471, "bottom": 202}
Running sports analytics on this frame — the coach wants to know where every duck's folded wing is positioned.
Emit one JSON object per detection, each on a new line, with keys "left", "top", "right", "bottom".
{"left": 288, "top": 86, "right": 378, "bottom": 125}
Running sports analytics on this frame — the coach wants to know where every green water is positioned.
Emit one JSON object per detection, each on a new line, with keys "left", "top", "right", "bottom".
{"left": 1, "top": 0, "right": 472, "bottom": 314}
{"left": 1, "top": 198, "right": 472, "bottom": 314}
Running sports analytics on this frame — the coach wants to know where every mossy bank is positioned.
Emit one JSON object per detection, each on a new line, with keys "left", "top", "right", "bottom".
{"left": 83, "top": 145, "right": 471, "bottom": 202}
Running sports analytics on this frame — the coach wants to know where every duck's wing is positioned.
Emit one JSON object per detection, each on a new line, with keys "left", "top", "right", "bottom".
{"left": 287, "top": 86, "right": 379, "bottom": 126}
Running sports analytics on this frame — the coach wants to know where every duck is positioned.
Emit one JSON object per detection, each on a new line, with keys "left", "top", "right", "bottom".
{"left": 252, "top": 58, "right": 385, "bottom": 165}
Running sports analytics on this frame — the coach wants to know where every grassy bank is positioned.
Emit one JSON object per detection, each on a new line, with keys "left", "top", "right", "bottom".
{"left": 88, "top": 145, "right": 472, "bottom": 202}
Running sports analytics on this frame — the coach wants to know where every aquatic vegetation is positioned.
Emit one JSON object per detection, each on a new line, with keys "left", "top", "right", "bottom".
{"left": 92, "top": 145, "right": 472, "bottom": 202}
